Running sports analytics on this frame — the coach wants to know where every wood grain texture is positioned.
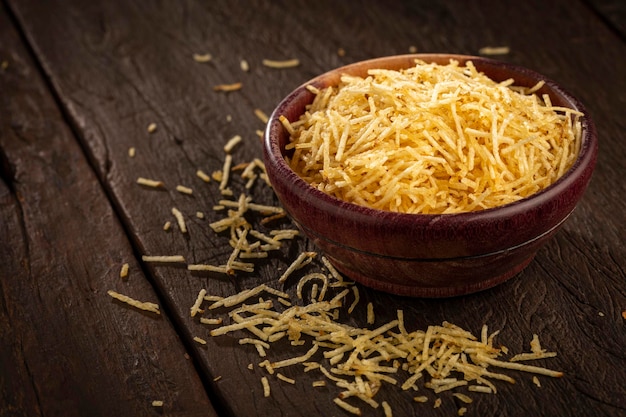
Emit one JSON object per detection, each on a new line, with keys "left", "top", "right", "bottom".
{"left": 3, "top": 0, "right": 626, "bottom": 416}
{"left": 0, "top": 5, "right": 217, "bottom": 417}
{"left": 586, "top": 0, "right": 626, "bottom": 39}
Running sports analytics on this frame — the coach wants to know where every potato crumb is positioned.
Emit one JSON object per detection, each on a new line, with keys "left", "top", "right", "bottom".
{"left": 214, "top": 375, "right": 222, "bottom": 381}
{"left": 408, "top": 45, "right": 418, "bottom": 53}
{"left": 240, "top": 59, "right": 250, "bottom": 72}
{"left": 151, "top": 400, "right": 163, "bottom": 407}
{"left": 458, "top": 406, "right": 468, "bottom": 416}
{"left": 147, "top": 123, "right": 157, "bottom": 133}
{"left": 163, "top": 221, "right": 171, "bottom": 231}
{"left": 193, "top": 53, "right": 212, "bottom": 63}
{"left": 211, "top": 171, "right": 223, "bottom": 181}
{"left": 196, "top": 211, "right": 204, "bottom": 219}
{"left": 413, "top": 396, "right": 428, "bottom": 403}
{"left": 533, "top": 376, "right": 541, "bottom": 387}
{"left": 433, "top": 398, "right": 442, "bottom": 408}
{"left": 337, "top": 48, "right": 346, "bottom": 57}
{"left": 119, "top": 263, "right": 129, "bottom": 279}
{"left": 128, "top": 147, "right": 136, "bottom": 157}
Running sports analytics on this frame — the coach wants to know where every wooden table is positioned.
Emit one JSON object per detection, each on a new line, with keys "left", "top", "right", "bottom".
{"left": 1, "top": 1, "right": 624, "bottom": 416}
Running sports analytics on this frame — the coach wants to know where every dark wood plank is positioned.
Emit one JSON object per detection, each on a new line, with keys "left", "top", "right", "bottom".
{"left": 0, "top": 179, "right": 41, "bottom": 417}
{"left": 6, "top": 0, "right": 626, "bottom": 416}
{"left": 0, "top": 5, "right": 217, "bottom": 417}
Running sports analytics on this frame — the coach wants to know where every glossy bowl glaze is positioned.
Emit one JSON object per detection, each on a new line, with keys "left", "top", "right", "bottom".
{"left": 263, "top": 54, "right": 597, "bottom": 297}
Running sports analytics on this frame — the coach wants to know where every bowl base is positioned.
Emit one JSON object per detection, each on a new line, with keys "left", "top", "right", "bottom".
{"left": 327, "top": 255, "right": 535, "bottom": 298}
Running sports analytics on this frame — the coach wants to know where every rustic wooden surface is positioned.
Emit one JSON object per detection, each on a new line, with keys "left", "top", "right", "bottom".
{"left": 1, "top": 0, "right": 625, "bottom": 416}
{"left": 0, "top": 4, "right": 216, "bottom": 417}
{"left": 587, "top": 0, "right": 626, "bottom": 38}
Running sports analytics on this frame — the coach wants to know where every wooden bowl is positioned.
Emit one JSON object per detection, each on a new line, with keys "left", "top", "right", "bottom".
{"left": 263, "top": 54, "right": 597, "bottom": 297}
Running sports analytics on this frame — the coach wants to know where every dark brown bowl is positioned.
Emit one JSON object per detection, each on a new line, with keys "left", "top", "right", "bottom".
{"left": 263, "top": 54, "right": 597, "bottom": 297}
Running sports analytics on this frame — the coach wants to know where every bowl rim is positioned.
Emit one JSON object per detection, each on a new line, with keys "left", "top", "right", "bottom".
{"left": 264, "top": 53, "right": 598, "bottom": 228}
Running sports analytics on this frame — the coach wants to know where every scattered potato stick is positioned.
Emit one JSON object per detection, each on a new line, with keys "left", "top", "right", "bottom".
{"left": 277, "top": 373, "right": 296, "bottom": 384}
{"left": 107, "top": 290, "right": 160, "bottom": 315}
{"left": 254, "top": 108, "right": 269, "bottom": 124}
{"left": 333, "top": 398, "right": 361, "bottom": 416}
{"left": 191, "top": 289, "right": 207, "bottom": 317}
{"left": 279, "top": 252, "right": 316, "bottom": 283}
{"left": 136, "top": 177, "right": 164, "bottom": 188}
{"left": 176, "top": 185, "right": 193, "bottom": 195}
{"left": 171, "top": 207, "right": 187, "bottom": 233}
{"left": 477, "top": 355, "right": 564, "bottom": 378}
{"left": 224, "top": 135, "right": 242, "bottom": 153}
{"left": 142, "top": 255, "right": 186, "bottom": 263}
{"left": 196, "top": 169, "right": 211, "bottom": 182}
{"left": 478, "top": 46, "right": 511, "bottom": 55}
{"left": 382, "top": 401, "right": 392, "bottom": 417}
{"left": 261, "top": 376, "right": 271, "bottom": 397}
{"left": 194, "top": 336, "right": 207, "bottom": 345}
{"left": 214, "top": 82, "right": 243, "bottom": 92}
{"left": 122, "top": 112, "right": 566, "bottom": 415}
{"left": 262, "top": 58, "right": 300, "bottom": 68}
{"left": 200, "top": 317, "right": 223, "bottom": 325}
